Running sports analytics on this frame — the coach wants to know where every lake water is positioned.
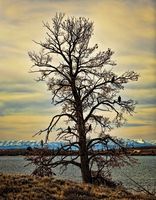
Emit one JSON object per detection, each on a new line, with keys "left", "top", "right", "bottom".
{"left": 0, "top": 156, "right": 156, "bottom": 191}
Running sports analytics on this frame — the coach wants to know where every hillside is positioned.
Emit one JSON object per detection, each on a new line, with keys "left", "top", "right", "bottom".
{"left": 0, "top": 173, "right": 155, "bottom": 200}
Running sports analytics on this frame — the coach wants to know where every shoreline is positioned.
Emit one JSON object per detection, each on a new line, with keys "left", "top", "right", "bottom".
{"left": 0, "top": 146, "right": 156, "bottom": 156}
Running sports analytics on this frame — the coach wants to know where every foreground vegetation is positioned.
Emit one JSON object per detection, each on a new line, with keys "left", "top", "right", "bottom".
{"left": 0, "top": 173, "right": 155, "bottom": 200}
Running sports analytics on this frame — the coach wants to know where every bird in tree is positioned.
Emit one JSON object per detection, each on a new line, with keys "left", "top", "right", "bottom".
{"left": 88, "top": 124, "right": 92, "bottom": 131}
{"left": 111, "top": 76, "right": 115, "bottom": 83}
{"left": 28, "top": 13, "right": 139, "bottom": 184}
{"left": 68, "top": 126, "right": 71, "bottom": 133}
{"left": 118, "top": 96, "right": 121, "bottom": 103}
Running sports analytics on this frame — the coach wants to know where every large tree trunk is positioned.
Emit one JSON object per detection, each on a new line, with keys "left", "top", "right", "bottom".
{"left": 79, "top": 135, "right": 92, "bottom": 183}
{"left": 77, "top": 110, "right": 92, "bottom": 183}
{"left": 72, "top": 81, "right": 92, "bottom": 183}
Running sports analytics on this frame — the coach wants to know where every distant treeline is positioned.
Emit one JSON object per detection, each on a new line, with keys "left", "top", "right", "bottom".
{"left": 0, "top": 146, "right": 156, "bottom": 156}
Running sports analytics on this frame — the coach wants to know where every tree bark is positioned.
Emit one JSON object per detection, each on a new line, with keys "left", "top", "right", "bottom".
{"left": 79, "top": 135, "right": 92, "bottom": 183}
{"left": 72, "top": 78, "right": 92, "bottom": 183}
{"left": 76, "top": 109, "right": 92, "bottom": 183}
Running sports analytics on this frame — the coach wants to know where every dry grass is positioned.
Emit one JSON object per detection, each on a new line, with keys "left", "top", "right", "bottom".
{"left": 0, "top": 173, "right": 155, "bottom": 200}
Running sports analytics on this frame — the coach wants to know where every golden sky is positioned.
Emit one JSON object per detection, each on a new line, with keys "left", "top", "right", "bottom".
{"left": 0, "top": 0, "right": 156, "bottom": 141}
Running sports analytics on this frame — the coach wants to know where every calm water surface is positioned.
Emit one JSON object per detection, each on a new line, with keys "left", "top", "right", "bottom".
{"left": 0, "top": 156, "right": 155, "bottom": 190}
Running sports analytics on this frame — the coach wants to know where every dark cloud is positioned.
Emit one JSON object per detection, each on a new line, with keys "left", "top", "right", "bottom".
{"left": 0, "top": 111, "right": 5, "bottom": 117}
{"left": 0, "top": 126, "right": 13, "bottom": 131}
{"left": 0, "top": 87, "right": 35, "bottom": 94}
{"left": 122, "top": 0, "right": 156, "bottom": 7}
{"left": 126, "top": 82, "right": 156, "bottom": 90}
{"left": 1, "top": 99, "right": 53, "bottom": 116}
{"left": 139, "top": 97, "right": 156, "bottom": 106}
{"left": 0, "top": 79, "right": 45, "bottom": 93}
{"left": 125, "top": 123, "right": 150, "bottom": 127}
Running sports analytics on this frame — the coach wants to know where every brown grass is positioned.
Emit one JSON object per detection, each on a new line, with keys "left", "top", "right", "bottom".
{"left": 0, "top": 173, "right": 155, "bottom": 200}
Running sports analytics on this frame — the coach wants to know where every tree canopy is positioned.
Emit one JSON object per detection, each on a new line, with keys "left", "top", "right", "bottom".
{"left": 28, "top": 13, "right": 139, "bottom": 184}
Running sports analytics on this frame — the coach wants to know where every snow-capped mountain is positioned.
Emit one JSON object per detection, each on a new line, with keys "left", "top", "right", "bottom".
{"left": 121, "top": 138, "right": 156, "bottom": 148}
{"left": 0, "top": 140, "right": 64, "bottom": 150}
{"left": 0, "top": 139, "right": 155, "bottom": 150}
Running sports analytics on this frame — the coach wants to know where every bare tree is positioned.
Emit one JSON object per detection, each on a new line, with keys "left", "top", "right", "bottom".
{"left": 28, "top": 13, "right": 139, "bottom": 184}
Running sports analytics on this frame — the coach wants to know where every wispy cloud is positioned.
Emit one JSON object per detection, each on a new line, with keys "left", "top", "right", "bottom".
{"left": 0, "top": 0, "right": 155, "bottom": 140}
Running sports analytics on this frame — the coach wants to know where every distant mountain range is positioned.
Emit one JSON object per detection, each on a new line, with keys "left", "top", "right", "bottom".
{"left": 0, "top": 139, "right": 156, "bottom": 150}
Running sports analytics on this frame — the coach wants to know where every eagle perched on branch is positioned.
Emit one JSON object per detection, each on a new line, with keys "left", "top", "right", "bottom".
{"left": 111, "top": 76, "right": 115, "bottom": 83}
{"left": 88, "top": 124, "right": 92, "bottom": 131}
{"left": 118, "top": 96, "right": 121, "bottom": 103}
{"left": 68, "top": 126, "right": 71, "bottom": 133}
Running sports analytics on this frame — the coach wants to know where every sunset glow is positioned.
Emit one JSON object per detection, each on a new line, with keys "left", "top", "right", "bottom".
{"left": 0, "top": 0, "right": 155, "bottom": 140}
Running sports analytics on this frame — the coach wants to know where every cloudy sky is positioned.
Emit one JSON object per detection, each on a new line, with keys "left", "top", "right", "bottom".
{"left": 0, "top": 0, "right": 155, "bottom": 141}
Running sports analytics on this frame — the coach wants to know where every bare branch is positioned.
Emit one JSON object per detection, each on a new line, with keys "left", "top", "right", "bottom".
{"left": 27, "top": 13, "right": 139, "bottom": 184}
